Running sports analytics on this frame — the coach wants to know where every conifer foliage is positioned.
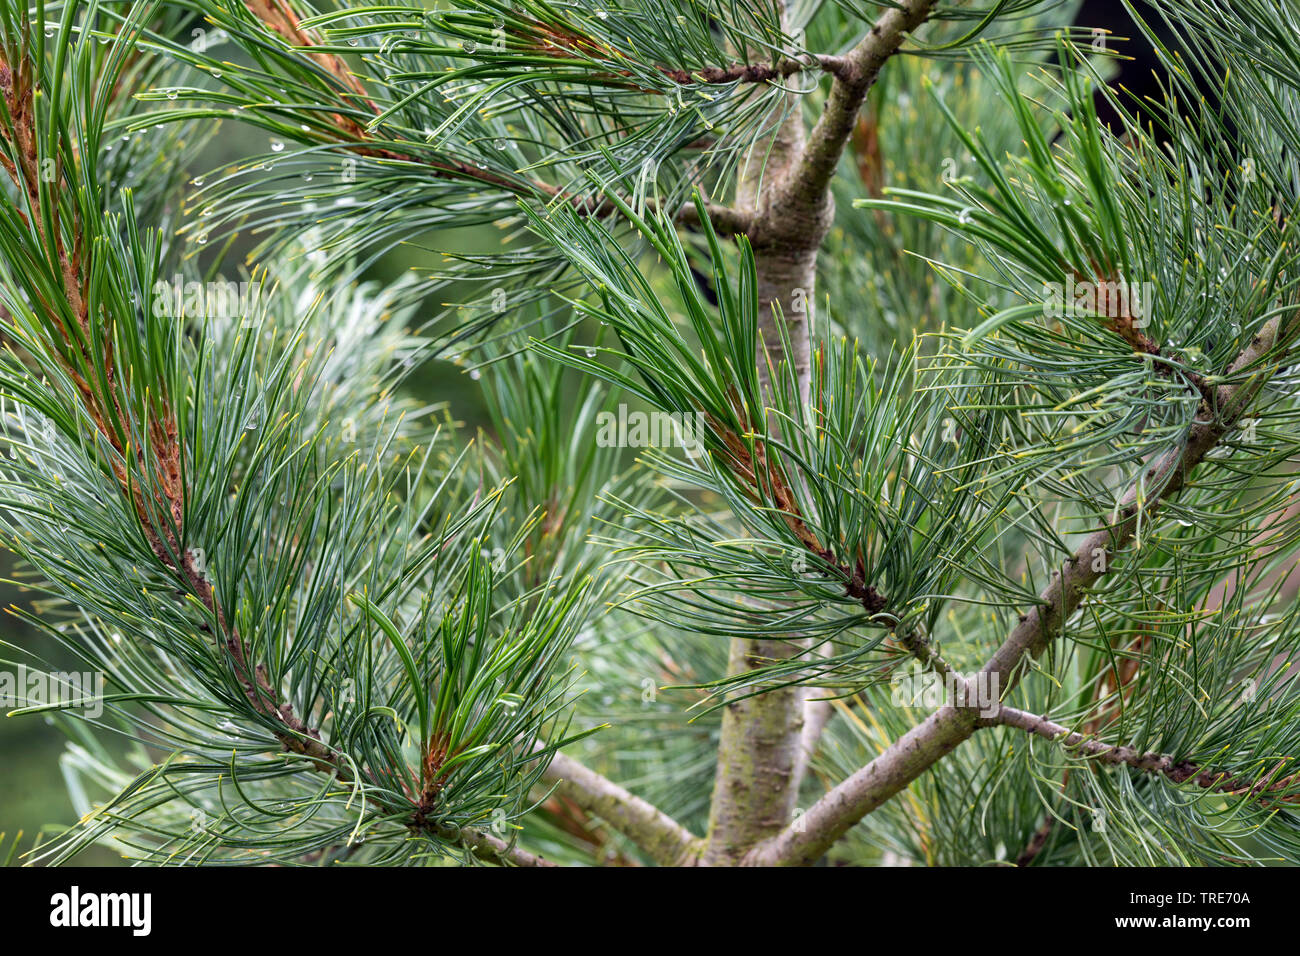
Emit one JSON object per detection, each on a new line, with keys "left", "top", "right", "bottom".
{"left": 2, "top": 0, "right": 1299, "bottom": 866}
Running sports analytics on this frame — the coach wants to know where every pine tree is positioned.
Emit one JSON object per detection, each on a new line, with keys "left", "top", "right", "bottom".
{"left": 2, "top": 0, "right": 1299, "bottom": 867}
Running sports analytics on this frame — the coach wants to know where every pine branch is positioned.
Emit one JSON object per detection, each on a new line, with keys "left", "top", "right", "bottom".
{"left": 1, "top": 20, "right": 556, "bottom": 867}
{"left": 893, "top": 626, "right": 957, "bottom": 681}
{"left": 1015, "top": 816, "right": 1056, "bottom": 867}
{"left": 759, "top": 0, "right": 936, "bottom": 233}
{"left": 539, "top": 750, "right": 704, "bottom": 865}
{"left": 234, "top": 0, "right": 753, "bottom": 235}
{"left": 711, "top": 418, "right": 888, "bottom": 613}
{"left": 658, "top": 56, "right": 850, "bottom": 86}
{"left": 990, "top": 704, "right": 1300, "bottom": 808}
{"left": 0, "top": 48, "right": 159, "bottom": 485}
{"left": 513, "top": 15, "right": 848, "bottom": 86}
{"left": 4, "top": 34, "right": 334, "bottom": 772}
{"left": 745, "top": 315, "right": 1293, "bottom": 865}
{"left": 13, "top": 0, "right": 1298, "bottom": 870}
{"left": 1070, "top": 264, "right": 1215, "bottom": 405}
{"left": 673, "top": 199, "right": 754, "bottom": 236}
{"left": 980, "top": 318, "right": 1287, "bottom": 692}
{"left": 243, "top": 0, "right": 376, "bottom": 130}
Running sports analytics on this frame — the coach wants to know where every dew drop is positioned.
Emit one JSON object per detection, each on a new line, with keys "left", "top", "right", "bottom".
{"left": 463, "top": 39, "right": 478, "bottom": 53}
{"left": 271, "top": 140, "right": 285, "bottom": 152}
{"left": 585, "top": 348, "right": 596, "bottom": 358}
{"left": 192, "top": 175, "right": 205, "bottom": 186}
{"left": 166, "top": 88, "right": 179, "bottom": 100}
{"left": 469, "top": 369, "right": 482, "bottom": 380}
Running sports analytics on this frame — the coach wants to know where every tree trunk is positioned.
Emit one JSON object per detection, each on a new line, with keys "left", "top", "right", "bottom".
{"left": 735, "top": 98, "right": 826, "bottom": 408}
{"left": 701, "top": 12, "right": 831, "bottom": 863}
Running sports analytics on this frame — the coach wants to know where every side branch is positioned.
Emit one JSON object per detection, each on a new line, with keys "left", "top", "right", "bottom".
{"left": 775, "top": 0, "right": 936, "bottom": 218}
{"left": 979, "top": 317, "right": 1285, "bottom": 692}
{"left": 674, "top": 200, "right": 753, "bottom": 236}
{"left": 238, "top": 0, "right": 753, "bottom": 236}
{"left": 658, "top": 55, "right": 850, "bottom": 85}
{"left": 4, "top": 33, "right": 551, "bottom": 867}
{"left": 541, "top": 750, "right": 704, "bottom": 865}
{"left": 745, "top": 317, "right": 1289, "bottom": 866}
{"left": 991, "top": 705, "right": 1300, "bottom": 808}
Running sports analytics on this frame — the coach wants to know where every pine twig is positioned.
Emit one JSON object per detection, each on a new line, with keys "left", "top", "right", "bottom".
{"left": 238, "top": 0, "right": 753, "bottom": 236}
{"left": 438, "top": 824, "right": 557, "bottom": 868}
{"left": 1015, "top": 816, "right": 1055, "bottom": 867}
{"left": 2, "top": 30, "right": 548, "bottom": 868}
{"left": 991, "top": 704, "right": 1300, "bottom": 809}
{"left": 745, "top": 316, "right": 1292, "bottom": 866}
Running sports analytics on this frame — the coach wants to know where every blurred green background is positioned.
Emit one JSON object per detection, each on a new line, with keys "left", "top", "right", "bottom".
{"left": 0, "top": 573, "right": 120, "bottom": 865}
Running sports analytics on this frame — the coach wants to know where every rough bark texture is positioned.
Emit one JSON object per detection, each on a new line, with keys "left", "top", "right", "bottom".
{"left": 703, "top": 631, "right": 810, "bottom": 863}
